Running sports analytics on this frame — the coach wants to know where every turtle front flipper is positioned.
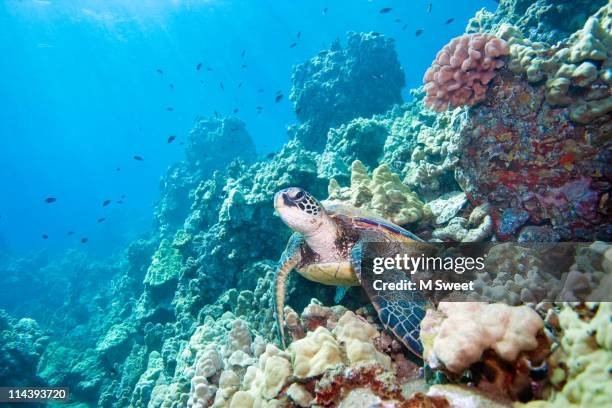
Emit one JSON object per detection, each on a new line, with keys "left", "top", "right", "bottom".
{"left": 351, "top": 240, "right": 427, "bottom": 361}
{"left": 274, "top": 233, "right": 304, "bottom": 349}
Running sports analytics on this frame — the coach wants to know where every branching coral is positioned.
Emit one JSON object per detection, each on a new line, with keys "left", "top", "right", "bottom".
{"left": 326, "top": 160, "right": 430, "bottom": 225}
{"left": 423, "top": 33, "right": 509, "bottom": 111}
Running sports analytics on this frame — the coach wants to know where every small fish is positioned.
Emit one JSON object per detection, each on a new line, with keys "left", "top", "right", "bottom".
{"left": 379, "top": 7, "right": 392, "bottom": 14}
{"left": 102, "top": 199, "right": 111, "bottom": 207}
{"left": 256, "top": 105, "right": 263, "bottom": 110}
{"left": 295, "top": 107, "right": 302, "bottom": 114}
{"left": 133, "top": 155, "right": 144, "bottom": 161}
{"left": 200, "top": 80, "right": 204, "bottom": 84}
{"left": 394, "top": 18, "right": 402, "bottom": 23}
{"left": 42, "top": 234, "right": 48, "bottom": 239}
{"left": 445, "top": 18, "right": 455, "bottom": 24}
{"left": 44, "top": 197, "right": 57, "bottom": 203}
{"left": 167, "top": 107, "right": 174, "bottom": 111}
{"left": 179, "top": 142, "right": 185, "bottom": 145}
{"left": 121, "top": 195, "right": 126, "bottom": 199}
{"left": 241, "top": 49, "right": 246, "bottom": 57}
{"left": 206, "top": 67, "right": 212, "bottom": 71}
{"left": 169, "top": 83, "right": 174, "bottom": 89}
{"left": 196, "top": 62, "right": 202, "bottom": 71}
{"left": 81, "top": 237, "right": 88, "bottom": 244}
{"left": 241, "top": 64, "right": 248, "bottom": 68}
{"left": 238, "top": 82, "right": 242, "bottom": 88}
{"left": 266, "top": 152, "right": 275, "bottom": 158}
{"left": 97, "top": 217, "right": 106, "bottom": 223}
{"left": 117, "top": 200, "right": 123, "bottom": 204}
{"left": 156, "top": 68, "right": 163, "bottom": 74}
{"left": 220, "top": 81, "right": 224, "bottom": 90}
{"left": 258, "top": 88, "right": 264, "bottom": 93}
{"left": 297, "top": 31, "right": 301, "bottom": 39}
{"left": 116, "top": 167, "right": 121, "bottom": 171}
{"left": 275, "top": 94, "right": 283, "bottom": 103}
{"left": 289, "top": 42, "right": 297, "bottom": 48}
{"left": 427, "top": 3, "right": 432, "bottom": 13}
{"left": 415, "top": 29, "right": 424, "bottom": 36}
{"left": 67, "top": 231, "right": 75, "bottom": 236}
{"left": 214, "top": 110, "right": 219, "bottom": 117}
{"left": 322, "top": 7, "right": 328, "bottom": 14}
{"left": 233, "top": 108, "right": 239, "bottom": 114}
{"left": 167, "top": 135, "right": 176, "bottom": 143}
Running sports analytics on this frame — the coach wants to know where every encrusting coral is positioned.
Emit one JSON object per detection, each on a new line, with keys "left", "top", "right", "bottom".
{"left": 500, "top": 2, "right": 612, "bottom": 124}
{"left": 326, "top": 160, "right": 430, "bottom": 225}
{"left": 423, "top": 33, "right": 510, "bottom": 111}
{"left": 521, "top": 303, "right": 612, "bottom": 407}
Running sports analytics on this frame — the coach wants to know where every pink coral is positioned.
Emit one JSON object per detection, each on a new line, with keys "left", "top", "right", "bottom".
{"left": 423, "top": 34, "right": 509, "bottom": 111}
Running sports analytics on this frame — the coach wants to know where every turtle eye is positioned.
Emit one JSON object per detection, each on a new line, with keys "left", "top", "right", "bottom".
{"left": 294, "top": 190, "right": 305, "bottom": 200}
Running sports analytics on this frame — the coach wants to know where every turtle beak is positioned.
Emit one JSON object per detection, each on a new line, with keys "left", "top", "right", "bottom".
{"left": 274, "top": 188, "right": 297, "bottom": 210}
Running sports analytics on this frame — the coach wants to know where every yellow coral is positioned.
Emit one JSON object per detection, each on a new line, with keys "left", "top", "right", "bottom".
{"left": 499, "top": 3, "right": 612, "bottom": 123}
{"left": 520, "top": 304, "right": 612, "bottom": 407}
{"left": 333, "top": 311, "right": 391, "bottom": 369}
{"left": 290, "top": 326, "right": 343, "bottom": 378}
{"left": 327, "top": 160, "right": 429, "bottom": 225}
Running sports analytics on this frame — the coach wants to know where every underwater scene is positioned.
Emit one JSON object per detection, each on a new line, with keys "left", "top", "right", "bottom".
{"left": 0, "top": 0, "right": 611, "bottom": 407}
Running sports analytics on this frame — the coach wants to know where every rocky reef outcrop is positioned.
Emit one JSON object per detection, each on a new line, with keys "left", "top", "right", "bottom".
{"left": 156, "top": 116, "right": 256, "bottom": 235}
{"left": 290, "top": 31, "right": 405, "bottom": 151}
{"left": 0, "top": 310, "right": 49, "bottom": 388}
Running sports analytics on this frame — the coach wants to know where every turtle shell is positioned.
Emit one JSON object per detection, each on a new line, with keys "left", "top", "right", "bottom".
{"left": 325, "top": 203, "right": 424, "bottom": 243}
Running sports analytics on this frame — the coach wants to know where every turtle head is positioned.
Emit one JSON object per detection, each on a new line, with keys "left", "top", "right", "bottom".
{"left": 274, "top": 187, "right": 326, "bottom": 235}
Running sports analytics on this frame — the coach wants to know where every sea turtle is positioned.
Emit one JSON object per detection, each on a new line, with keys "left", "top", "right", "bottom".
{"left": 274, "top": 187, "right": 431, "bottom": 359}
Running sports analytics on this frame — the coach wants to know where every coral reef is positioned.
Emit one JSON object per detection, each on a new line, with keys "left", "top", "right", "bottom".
{"left": 326, "top": 160, "right": 430, "bottom": 225}
{"left": 421, "top": 302, "right": 544, "bottom": 374}
{"left": 2, "top": 2, "right": 611, "bottom": 407}
{"left": 0, "top": 310, "right": 48, "bottom": 387}
{"left": 290, "top": 32, "right": 404, "bottom": 150}
{"left": 454, "top": 62, "right": 611, "bottom": 241}
{"left": 499, "top": 2, "right": 612, "bottom": 125}
{"left": 318, "top": 116, "right": 390, "bottom": 182}
{"left": 139, "top": 301, "right": 426, "bottom": 408}
{"left": 424, "top": 33, "right": 509, "bottom": 111}
{"left": 156, "top": 116, "right": 256, "bottom": 235}
{"left": 467, "top": 0, "right": 608, "bottom": 44}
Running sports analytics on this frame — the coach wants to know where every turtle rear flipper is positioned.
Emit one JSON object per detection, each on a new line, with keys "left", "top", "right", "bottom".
{"left": 351, "top": 239, "right": 427, "bottom": 361}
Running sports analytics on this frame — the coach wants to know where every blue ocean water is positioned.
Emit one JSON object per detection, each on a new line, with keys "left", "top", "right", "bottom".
{"left": 0, "top": 0, "right": 495, "bottom": 256}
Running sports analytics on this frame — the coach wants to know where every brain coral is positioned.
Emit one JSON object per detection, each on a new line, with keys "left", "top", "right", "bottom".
{"left": 423, "top": 33, "right": 509, "bottom": 111}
